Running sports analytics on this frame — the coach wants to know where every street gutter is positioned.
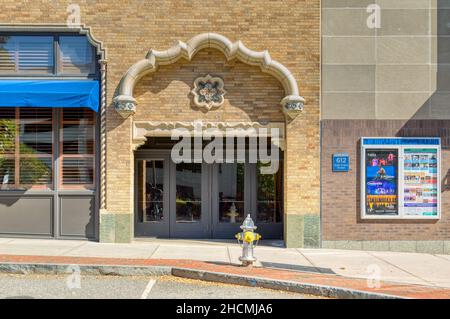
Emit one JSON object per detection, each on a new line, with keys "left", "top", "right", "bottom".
{"left": 0, "top": 262, "right": 402, "bottom": 299}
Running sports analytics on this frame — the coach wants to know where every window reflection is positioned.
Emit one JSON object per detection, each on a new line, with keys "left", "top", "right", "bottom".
{"left": 59, "top": 36, "right": 95, "bottom": 75}
{"left": 138, "top": 160, "right": 164, "bottom": 222}
{"left": 0, "top": 36, "right": 54, "bottom": 75}
{"left": 61, "top": 109, "right": 95, "bottom": 189}
{"left": 176, "top": 163, "right": 202, "bottom": 222}
{"left": 218, "top": 163, "right": 245, "bottom": 223}
{"left": 0, "top": 35, "right": 97, "bottom": 76}
{"left": 257, "top": 161, "right": 283, "bottom": 223}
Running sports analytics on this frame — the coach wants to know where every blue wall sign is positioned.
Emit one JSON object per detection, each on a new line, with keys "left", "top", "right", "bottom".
{"left": 333, "top": 153, "right": 350, "bottom": 172}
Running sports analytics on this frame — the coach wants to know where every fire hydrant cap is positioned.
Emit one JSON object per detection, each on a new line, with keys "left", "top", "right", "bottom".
{"left": 241, "top": 214, "right": 256, "bottom": 230}
{"left": 244, "top": 231, "right": 255, "bottom": 243}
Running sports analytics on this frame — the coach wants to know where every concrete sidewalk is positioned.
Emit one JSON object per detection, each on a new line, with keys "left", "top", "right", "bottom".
{"left": 0, "top": 238, "right": 449, "bottom": 289}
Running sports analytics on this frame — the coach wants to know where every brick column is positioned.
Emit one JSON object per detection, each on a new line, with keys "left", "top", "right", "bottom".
{"left": 284, "top": 113, "right": 320, "bottom": 248}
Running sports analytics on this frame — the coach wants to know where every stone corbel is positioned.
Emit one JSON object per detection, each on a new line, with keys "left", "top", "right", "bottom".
{"left": 114, "top": 95, "right": 137, "bottom": 118}
{"left": 281, "top": 95, "right": 305, "bottom": 119}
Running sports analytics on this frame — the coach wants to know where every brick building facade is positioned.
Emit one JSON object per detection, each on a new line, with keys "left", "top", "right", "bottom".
{"left": 1, "top": 1, "right": 449, "bottom": 254}
{"left": 0, "top": 0, "right": 320, "bottom": 248}
{"left": 321, "top": 0, "right": 450, "bottom": 254}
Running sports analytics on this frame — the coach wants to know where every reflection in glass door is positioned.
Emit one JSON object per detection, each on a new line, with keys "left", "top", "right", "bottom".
{"left": 218, "top": 163, "right": 245, "bottom": 224}
{"left": 139, "top": 160, "right": 164, "bottom": 222}
{"left": 256, "top": 162, "right": 283, "bottom": 223}
{"left": 175, "top": 163, "right": 202, "bottom": 223}
{"left": 135, "top": 156, "right": 170, "bottom": 237}
{"left": 135, "top": 150, "right": 283, "bottom": 239}
{"left": 170, "top": 162, "right": 210, "bottom": 238}
{"left": 251, "top": 161, "right": 283, "bottom": 238}
{"left": 212, "top": 163, "right": 249, "bottom": 238}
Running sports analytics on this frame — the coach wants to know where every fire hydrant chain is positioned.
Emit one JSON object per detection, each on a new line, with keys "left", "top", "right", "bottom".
{"left": 235, "top": 214, "right": 261, "bottom": 267}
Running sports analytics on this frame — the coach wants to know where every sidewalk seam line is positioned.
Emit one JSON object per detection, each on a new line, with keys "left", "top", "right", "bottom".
{"left": 59, "top": 242, "right": 89, "bottom": 257}
{"left": 433, "top": 254, "right": 450, "bottom": 263}
{"left": 226, "top": 246, "right": 232, "bottom": 265}
{"left": 296, "top": 249, "right": 322, "bottom": 273}
{"left": 148, "top": 245, "right": 160, "bottom": 259}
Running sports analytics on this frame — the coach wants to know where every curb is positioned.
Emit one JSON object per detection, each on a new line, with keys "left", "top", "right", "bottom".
{"left": 0, "top": 263, "right": 172, "bottom": 277}
{"left": 171, "top": 267, "right": 402, "bottom": 299}
{"left": 0, "top": 262, "right": 402, "bottom": 299}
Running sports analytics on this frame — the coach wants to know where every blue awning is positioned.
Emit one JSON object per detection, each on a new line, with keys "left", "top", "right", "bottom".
{"left": 0, "top": 80, "right": 99, "bottom": 112}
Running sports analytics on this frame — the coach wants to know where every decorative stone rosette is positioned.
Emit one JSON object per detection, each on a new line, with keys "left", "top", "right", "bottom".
{"left": 191, "top": 74, "right": 226, "bottom": 111}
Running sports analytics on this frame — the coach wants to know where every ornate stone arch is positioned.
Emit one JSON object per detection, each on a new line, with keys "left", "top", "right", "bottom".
{"left": 113, "top": 32, "right": 305, "bottom": 119}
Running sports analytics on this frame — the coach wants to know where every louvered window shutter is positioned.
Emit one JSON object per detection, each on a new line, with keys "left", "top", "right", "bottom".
{"left": 17, "top": 37, "right": 54, "bottom": 74}
{"left": 0, "top": 37, "right": 16, "bottom": 74}
{"left": 0, "top": 36, "right": 53, "bottom": 75}
{"left": 59, "top": 36, "right": 95, "bottom": 75}
{"left": 61, "top": 108, "right": 95, "bottom": 188}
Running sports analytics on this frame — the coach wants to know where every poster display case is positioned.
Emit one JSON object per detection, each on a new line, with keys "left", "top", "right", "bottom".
{"left": 361, "top": 138, "right": 440, "bottom": 219}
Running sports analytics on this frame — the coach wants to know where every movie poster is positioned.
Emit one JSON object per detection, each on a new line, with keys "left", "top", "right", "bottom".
{"left": 403, "top": 149, "right": 438, "bottom": 217}
{"left": 365, "top": 149, "right": 398, "bottom": 215}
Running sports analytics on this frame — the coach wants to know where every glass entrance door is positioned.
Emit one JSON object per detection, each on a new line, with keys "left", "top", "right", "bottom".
{"left": 169, "top": 162, "right": 210, "bottom": 238}
{"left": 135, "top": 152, "right": 210, "bottom": 238}
{"left": 211, "top": 163, "right": 249, "bottom": 238}
{"left": 135, "top": 155, "right": 170, "bottom": 237}
{"left": 134, "top": 150, "right": 283, "bottom": 239}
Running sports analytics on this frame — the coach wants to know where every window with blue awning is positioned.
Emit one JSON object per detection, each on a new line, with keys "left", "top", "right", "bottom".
{"left": 0, "top": 80, "right": 99, "bottom": 112}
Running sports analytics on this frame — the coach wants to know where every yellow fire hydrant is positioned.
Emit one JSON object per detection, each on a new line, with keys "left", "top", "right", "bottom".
{"left": 235, "top": 214, "right": 261, "bottom": 266}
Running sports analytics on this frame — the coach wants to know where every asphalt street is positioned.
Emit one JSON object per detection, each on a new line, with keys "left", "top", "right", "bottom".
{"left": 0, "top": 273, "right": 320, "bottom": 299}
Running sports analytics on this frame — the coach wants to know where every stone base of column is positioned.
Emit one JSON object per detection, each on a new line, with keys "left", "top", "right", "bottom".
{"left": 284, "top": 214, "right": 320, "bottom": 248}
{"left": 99, "top": 210, "right": 133, "bottom": 243}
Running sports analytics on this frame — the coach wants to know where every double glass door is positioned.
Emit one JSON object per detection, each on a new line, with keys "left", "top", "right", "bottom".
{"left": 135, "top": 151, "right": 283, "bottom": 239}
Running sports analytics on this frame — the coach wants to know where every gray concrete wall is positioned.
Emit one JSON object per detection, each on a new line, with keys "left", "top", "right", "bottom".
{"left": 322, "top": 0, "right": 450, "bottom": 120}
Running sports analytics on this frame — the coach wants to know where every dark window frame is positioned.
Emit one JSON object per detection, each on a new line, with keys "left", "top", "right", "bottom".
{"left": 0, "top": 32, "right": 100, "bottom": 79}
{"left": 0, "top": 107, "right": 97, "bottom": 191}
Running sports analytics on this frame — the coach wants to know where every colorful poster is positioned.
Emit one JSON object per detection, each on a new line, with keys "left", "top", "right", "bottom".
{"left": 365, "top": 149, "right": 398, "bottom": 215}
{"left": 403, "top": 149, "right": 438, "bottom": 217}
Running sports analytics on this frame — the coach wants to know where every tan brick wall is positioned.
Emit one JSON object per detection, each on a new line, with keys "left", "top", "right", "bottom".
{"left": 321, "top": 120, "right": 450, "bottom": 241}
{"left": 134, "top": 50, "right": 285, "bottom": 122}
{"left": 0, "top": 0, "right": 321, "bottom": 245}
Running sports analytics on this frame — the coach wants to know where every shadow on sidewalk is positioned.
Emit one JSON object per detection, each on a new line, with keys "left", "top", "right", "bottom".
{"left": 204, "top": 261, "right": 335, "bottom": 275}
{"left": 260, "top": 262, "right": 335, "bottom": 275}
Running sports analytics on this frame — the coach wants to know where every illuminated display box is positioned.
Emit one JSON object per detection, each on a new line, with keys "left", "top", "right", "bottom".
{"left": 361, "top": 138, "right": 441, "bottom": 220}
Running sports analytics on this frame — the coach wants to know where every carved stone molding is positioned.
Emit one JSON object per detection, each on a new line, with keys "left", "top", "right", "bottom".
{"left": 132, "top": 121, "right": 285, "bottom": 151}
{"left": 114, "top": 32, "right": 305, "bottom": 119}
{"left": 191, "top": 74, "right": 226, "bottom": 111}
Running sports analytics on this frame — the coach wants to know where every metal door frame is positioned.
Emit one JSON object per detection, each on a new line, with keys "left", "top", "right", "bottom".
{"left": 169, "top": 161, "right": 211, "bottom": 238}
{"left": 211, "top": 162, "right": 251, "bottom": 239}
{"left": 134, "top": 150, "right": 283, "bottom": 239}
{"left": 134, "top": 150, "right": 171, "bottom": 238}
